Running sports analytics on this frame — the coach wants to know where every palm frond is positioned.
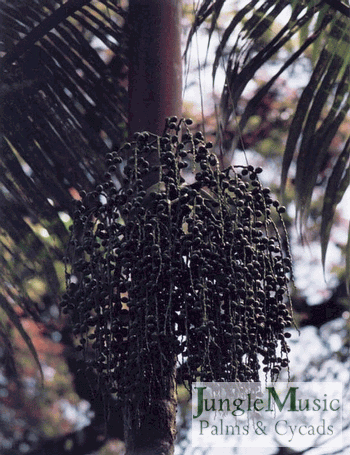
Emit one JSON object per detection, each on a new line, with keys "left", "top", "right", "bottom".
{"left": 219, "top": 2, "right": 327, "bottom": 128}
{"left": 0, "top": 0, "right": 128, "bottom": 368}
{"left": 321, "top": 138, "right": 350, "bottom": 270}
{"left": 189, "top": 1, "right": 350, "bottom": 272}
{"left": 0, "top": 293, "right": 43, "bottom": 384}
{"left": 324, "top": 0, "right": 350, "bottom": 17}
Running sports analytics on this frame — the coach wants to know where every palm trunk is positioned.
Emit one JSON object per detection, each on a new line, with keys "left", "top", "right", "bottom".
{"left": 124, "top": 355, "right": 178, "bottom": 455}
{"left": 125, "top": 1, "right": 182, "bottom": 454}
{"left": 128, "top": 0, "right": 182, "bottom": 137}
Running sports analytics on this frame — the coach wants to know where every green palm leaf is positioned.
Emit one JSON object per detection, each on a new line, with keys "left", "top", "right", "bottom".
{"left": 0, "top": 0, "right": 128, "bottom": 376}
{"left": 190, "top": 1, "right": 350, "bottom": 271}
{"left": 0, "top": 294, "right": 44, "bottom": 384}
{"left": 321, "top": 138, "right": 350, "bottom": 269}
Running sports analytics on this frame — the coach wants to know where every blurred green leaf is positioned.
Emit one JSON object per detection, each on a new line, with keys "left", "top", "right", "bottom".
{"left": 0, "top": 294, "right": 44, "bottom": 385}
{"left": 281, "top": 47, "right": 331, "bottom": 193}
{"left": 321, "top": 138, "right": 350, "bottom": 269}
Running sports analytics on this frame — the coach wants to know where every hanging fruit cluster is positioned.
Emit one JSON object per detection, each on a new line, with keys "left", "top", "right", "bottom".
{"left": 61, "top": 117, "right": 293, "bottom": 399}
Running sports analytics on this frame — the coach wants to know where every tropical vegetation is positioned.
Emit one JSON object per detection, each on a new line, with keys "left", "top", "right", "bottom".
{"left": 1, "top": 1, "right": 350, "bottom": 454}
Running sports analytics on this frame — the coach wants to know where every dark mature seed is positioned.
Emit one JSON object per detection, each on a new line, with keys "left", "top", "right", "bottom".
{"left": 63, "top": 117, "right": 293, "bottom": 400}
